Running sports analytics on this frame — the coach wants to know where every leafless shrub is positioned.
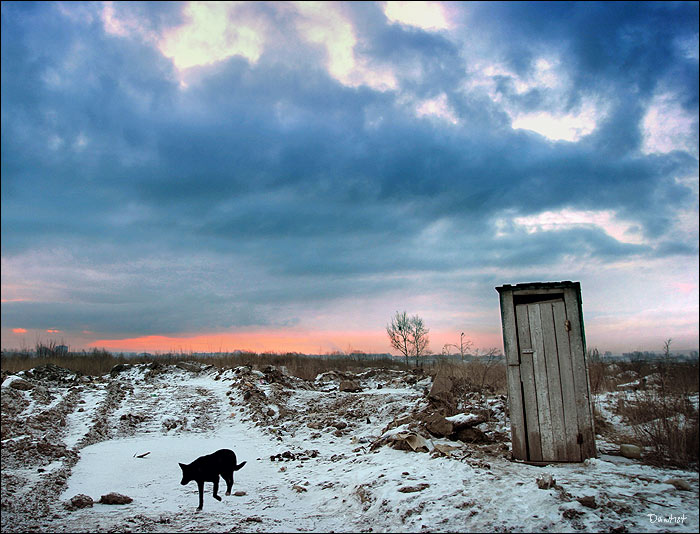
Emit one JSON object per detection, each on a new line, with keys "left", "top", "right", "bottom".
{"left": 617, "top": 387, "right": 698, "bottom": 469}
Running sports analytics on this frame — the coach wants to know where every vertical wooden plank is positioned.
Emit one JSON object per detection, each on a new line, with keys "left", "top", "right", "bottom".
{"left": 506, "top": 365, "right": 526, "bottom": 460}
{"left": 500, "top": 290, "right": 520, "bottom": 367}
{"left": 539, "top": 301, "right": 567, "bottom": 461}
{"left": 499, "top": 290, "right": 527, "bottom": 460}
{"left": 553, "top": 300, "right": 581, "bottom": 461}
{"left": 563, "top": 287, "right": 596, "bottom": 459}
{"left": 528, "top": 304, "right": 555, "bottom": 462}
{"left": 516, "top": 303, "right": 542, "bottom": 462}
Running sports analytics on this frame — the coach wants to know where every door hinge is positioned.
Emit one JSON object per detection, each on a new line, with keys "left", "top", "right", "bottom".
{"left": 565, "top": 320, "right": 571, "bottom": 332}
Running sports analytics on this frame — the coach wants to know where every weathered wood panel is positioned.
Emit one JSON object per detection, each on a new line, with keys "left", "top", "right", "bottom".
{"left": 563, "top": 286, "right": 596, "bottom": 459}
{"left": 499, "top": 290, "right": 527, "bottom": 460}
{"left": 552, "top": 299, "right": 581, "bottom": 461}
{"left": 527, "top": 304, "right": 555, "bottom": 461}
{"left": 539, "top": 301, "right": 568, "bottom": 460}
{"left": 505, "top": 364, "right": 526, "bottom": 460}
{"left": 499, "top": 290, "right": 520, "bottom": 367}
{"left": 516, "top": 303, "right": 542, "bottom": 462}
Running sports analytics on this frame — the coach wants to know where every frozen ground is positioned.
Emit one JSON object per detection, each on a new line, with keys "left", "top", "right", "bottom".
{"left": 1, "top": 362, "right": 698, "bottom": 533}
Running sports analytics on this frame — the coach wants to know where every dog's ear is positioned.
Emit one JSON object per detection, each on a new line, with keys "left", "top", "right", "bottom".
{"left": 179, "top": 463, "right": 186, "bottom": 469}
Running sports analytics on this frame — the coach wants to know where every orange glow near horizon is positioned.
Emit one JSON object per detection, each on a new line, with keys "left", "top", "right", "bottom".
{"left": 88, "top": 329, "right": 500, "bottom": 355}
{"left": 12, "top": 328, "right": 27, "bottom": 334}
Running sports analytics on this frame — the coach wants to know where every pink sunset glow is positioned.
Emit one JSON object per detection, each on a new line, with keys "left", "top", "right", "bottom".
{"left": 87, "top": 329, "right": 500, "bottom": 356}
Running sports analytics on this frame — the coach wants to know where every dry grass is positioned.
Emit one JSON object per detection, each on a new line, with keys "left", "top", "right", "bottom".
{"left": 0, "top": 349, "right": 408, "bottom": 379}
{"left": 0, "top": 347, "right": 509, "bottom": 391}
{"left": 617, "top": 388, "right": 698, "bottom": 468}
{"left": 610, "top": 359, "right": 699, "bottom": 469}
{"left": 427, "top": 359, "right": 507, "bottom": 394}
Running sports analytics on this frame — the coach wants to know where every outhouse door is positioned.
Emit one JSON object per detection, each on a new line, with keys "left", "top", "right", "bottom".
{"left": 516, "top": 297, "right": 582, "bottom": 462}
{"left": 497, "top": 282, "right": 596, "bottom": 463}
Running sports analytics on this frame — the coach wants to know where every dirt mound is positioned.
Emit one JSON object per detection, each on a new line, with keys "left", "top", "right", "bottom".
{"left": 22, "top": 364, "right": 81, "bottom": 384}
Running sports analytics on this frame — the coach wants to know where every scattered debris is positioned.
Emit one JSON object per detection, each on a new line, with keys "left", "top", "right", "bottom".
{"left": 8, "top": 378, "right": 34, "bottom": 391}
{"left": 423, "top": 413, "right": 454, "bottom": 437}
{"left": 398, "top": 483, "right": 430, "bottom": 493}
{"left": 536, "top": 474, "right": 556, "bottom": 490}
{"left": 339, "top": 380, "right": 362, "bottom": 392}
{"left": 562, "top": 507, "right": 584, "bottom": 519}
{"left": 372, "top": 431, "right": 431, "bottom": 453}
{"left": 270, "top": 450, "right": 319, "bottom": 462}
{"left": 432, "top": 443, "right": 462, "bottom": 457}
{"left": 133, "top": 451, "right": 150, "bottom": 458}
{"left": 110, "top": 364, "right": 132, "bottom": 377}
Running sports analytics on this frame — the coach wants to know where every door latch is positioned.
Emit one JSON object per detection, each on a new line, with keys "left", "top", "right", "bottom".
{"left": 565, "top": 320, "right": 571, "bottom": 331}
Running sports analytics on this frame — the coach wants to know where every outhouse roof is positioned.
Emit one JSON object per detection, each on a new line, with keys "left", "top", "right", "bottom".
{"left": 495, "top": 281, "right": 580, "bottom": 294}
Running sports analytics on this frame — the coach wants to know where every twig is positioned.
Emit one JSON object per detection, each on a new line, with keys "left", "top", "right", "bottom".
{"left": 616, "top": 492, "right": 666, "bottom": 507}
{"left": 134, "top": 451, "right": 151, "bottom": 458}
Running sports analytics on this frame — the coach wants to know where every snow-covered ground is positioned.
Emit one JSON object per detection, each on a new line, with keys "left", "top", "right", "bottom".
{"left": 1, "top": 363, "right": 698, "bottom": 533}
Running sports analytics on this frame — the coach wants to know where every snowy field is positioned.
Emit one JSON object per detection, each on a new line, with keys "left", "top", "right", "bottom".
{"left": 1, "top": 362, "right": 698, "bottom": 533}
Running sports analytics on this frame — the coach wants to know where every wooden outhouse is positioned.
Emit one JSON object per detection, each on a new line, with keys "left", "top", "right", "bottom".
{"left": 496, "top": 281, "right": 596, "bottom": 463}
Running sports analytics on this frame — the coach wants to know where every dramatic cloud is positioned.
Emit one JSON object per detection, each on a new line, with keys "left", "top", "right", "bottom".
{"left": 2, "top": 1, "right": 698, "bottom": 353}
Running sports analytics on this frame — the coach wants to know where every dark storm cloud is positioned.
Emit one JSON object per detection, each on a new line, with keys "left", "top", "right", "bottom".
{"left": 1, "top": 1, "right": 697, "bottom": 338}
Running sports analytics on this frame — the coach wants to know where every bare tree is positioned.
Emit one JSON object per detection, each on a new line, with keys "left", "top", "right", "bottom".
{"left": 387, "top": 311, "right": 412, "bottom": 367}
{"left": 410, "top": 315, "right": 431, "bottom": 367}
{"left": 443, "top": 332, "right": 474, "bottom": 362}
{"left": 386, "top": 311, "right": 431, "bottom": 368}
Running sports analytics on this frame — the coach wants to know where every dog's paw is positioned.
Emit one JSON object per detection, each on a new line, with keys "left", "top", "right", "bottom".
{"left": 214, "top": 495, "right": 222, "bottom": 501}
{"left": 225, "top": 491, "right": 231, "bottom": 496}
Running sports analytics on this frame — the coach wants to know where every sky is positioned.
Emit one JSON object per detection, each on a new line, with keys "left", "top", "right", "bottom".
{"left": 1, "top": 1, "right": 698, "bottom": 355}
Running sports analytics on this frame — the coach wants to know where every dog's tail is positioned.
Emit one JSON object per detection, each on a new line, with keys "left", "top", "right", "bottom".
{"left": 234, "top": 461, "right": 247, "bottom": 471}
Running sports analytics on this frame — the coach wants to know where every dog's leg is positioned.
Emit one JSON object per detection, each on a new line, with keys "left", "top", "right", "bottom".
{"left": 224, "top": 474, "right": 233, "bottom": 495}
{"left": 212, "top": 478, "right": 222, "bottom": 501}
{"left": 197, "top": 480, "right": 204, "bottom": 511}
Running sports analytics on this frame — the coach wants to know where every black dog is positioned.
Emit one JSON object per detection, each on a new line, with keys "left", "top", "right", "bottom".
{"left": 179, "top": 449, "right": 246, "bottom": 510}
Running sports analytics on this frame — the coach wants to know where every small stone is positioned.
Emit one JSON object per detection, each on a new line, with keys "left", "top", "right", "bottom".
{"left": 67, "top": 494, "right": 93, "bottom": 509}
{"left": 98, "top": 492, "right": 132, "bottom": 505}
{"left": 292, "top": 485, "right": 307, "bottom": 493}
{"left": 619, "top": 444, "right": 642, "bottom": 459}
{"left": 577, "top": 495, "right": 597, "bottom": 508}
{"left": 664, "top": 478, "right": 691, "bottom": 491}
{"left": 233, "top": 490, "right": 247, "bottom": 496}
